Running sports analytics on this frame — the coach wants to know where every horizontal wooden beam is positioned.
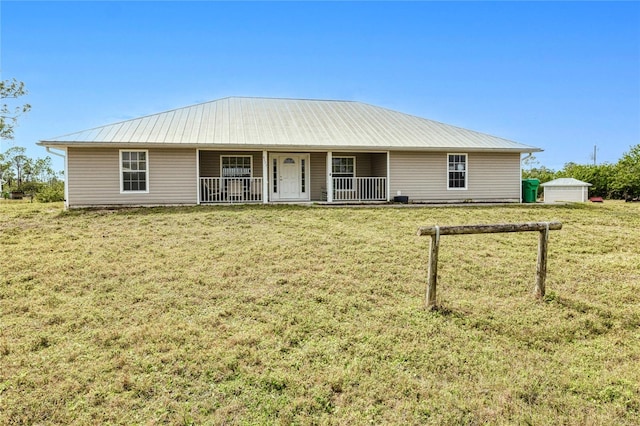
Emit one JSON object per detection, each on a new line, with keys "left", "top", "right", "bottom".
{"left": 417, "top": 221, "right": 562, "bottom": 237}
{"left": 418, "top": 221, "right": 563, "bottom": 309}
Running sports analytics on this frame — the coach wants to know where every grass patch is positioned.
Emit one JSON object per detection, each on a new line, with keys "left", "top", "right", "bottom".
{"left": 1, "top": 200, "right": 639, "bottom": 424}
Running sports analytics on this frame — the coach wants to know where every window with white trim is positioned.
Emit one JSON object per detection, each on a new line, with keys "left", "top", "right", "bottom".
{"left": 121, "top": 150, "right": 148, "bottom": 192}
{"left": 332, "top": 156, "right": 356, "bottom": 191}
{"left": 448, "top": 154, "right": 467, "bottom": 189}
{"left": 221, "top": 155, "right": 252, "bottom": 177}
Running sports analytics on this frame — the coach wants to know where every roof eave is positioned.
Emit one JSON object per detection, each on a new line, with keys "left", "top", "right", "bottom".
{"left": 38, "top": 140, "right": 542, "bottom": 153}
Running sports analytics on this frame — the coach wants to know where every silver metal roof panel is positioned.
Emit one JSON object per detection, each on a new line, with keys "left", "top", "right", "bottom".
{"left": 39, "top": 97, "right": 541, "bottom": 152}
{"left": 540, "top": 178, "right": 592, "bottom": 187}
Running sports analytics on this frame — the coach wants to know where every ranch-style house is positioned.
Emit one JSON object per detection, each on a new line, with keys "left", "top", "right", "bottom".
{"left": 38, "top": 97, "right": 541, "bottom": 209}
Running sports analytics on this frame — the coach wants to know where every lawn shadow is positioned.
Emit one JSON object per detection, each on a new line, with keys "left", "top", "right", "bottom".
{"left": 427, "top": 304, "right": 467, "bottom": 320}
{"left": 56, "top": 203, "right": 313, "bottom": 218}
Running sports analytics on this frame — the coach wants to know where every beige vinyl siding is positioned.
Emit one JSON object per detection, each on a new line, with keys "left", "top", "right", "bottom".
{"left": 390, "top": 151, "right": 520, "bottom": 202}
{"left": 353, "top": 153, "right": 371, "bottom": 176}
{"left": 67, "top": 147, "right": 197, "bottom": 207}
{"left": 370, "top": 153, "right": 387, "bottom": 177}
{"left": 310, "top": 152, "right": 326, "bottom": 201}
{"left": 199, "top": 151, "right": 263, "bottom": 178}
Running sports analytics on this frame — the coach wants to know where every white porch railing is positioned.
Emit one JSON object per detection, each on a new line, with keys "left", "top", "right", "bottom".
{"left": 200, "top": 176, "right": 386, "bottom": 203}
{"left": 333, "top": 177, "right": 387, "bottom": 201}
{"left": 200, "top": 177, "right": 263, "bottom": 203}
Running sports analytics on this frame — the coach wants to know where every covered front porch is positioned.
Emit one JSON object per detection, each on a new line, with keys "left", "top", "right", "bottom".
{"left": 198, "top": 150, "right": 388, "bottom": 204}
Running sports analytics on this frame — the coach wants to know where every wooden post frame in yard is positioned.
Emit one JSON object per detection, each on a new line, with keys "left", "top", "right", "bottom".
{"left": 417, "top": 222, "right": 562, "bottom": 310}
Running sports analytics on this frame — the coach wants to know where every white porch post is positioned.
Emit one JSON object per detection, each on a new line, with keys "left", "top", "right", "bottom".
{"left": 262, "top": 150, "right": 268, "bottom": 204}
{"left": 64, "top": 147, "right": 69, "bottom": 210}
{"left": 196, "top": 149, "right": 201, "bottom": 205}
{"left": 519, "top": 154, "right": 523, "bottom": 203}
{"left": 326, "top": 151, "right": 333, "bottom": 203}
{"left": 386, "top": 151, "right": 391, "bottom": 202}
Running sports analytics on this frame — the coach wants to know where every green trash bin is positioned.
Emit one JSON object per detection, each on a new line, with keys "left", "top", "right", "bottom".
{"left": 522, "top": 179, "right": 540, "bottom": 203}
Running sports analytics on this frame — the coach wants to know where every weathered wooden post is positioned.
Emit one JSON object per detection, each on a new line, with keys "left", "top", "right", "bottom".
{"left": 417, "top": 221, "right": 562, "bottom": 309}
{"left": 426, "top": 226, "right": 440, "bottom": 310}
{"left": 534, "top": 222, "right": 550, "bottom": 299}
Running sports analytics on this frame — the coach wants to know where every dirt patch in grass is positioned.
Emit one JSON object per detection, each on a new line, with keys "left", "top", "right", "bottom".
{"left": 1, "top": 201, "right": 639, "bottom": 424}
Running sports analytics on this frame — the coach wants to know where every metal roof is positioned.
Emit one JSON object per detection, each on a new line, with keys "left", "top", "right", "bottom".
{"left": 540, "top": 178, "right": 592, "bottom": 187}
{"left": 39, "top": 97, "right": 541, "bottom": 152}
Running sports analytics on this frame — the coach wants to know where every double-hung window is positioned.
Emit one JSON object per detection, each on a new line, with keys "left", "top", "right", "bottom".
{"left": 221, "top": 155, "right": 252, "bottom": 178}
{"left": 447, "top": 154, "right": 467, "bottom": 189}
{"left": 121, "top": 150, "right": 148, "bottom": 193}
{"left": 332, "top": 156, "right": 356, "bottom": 191}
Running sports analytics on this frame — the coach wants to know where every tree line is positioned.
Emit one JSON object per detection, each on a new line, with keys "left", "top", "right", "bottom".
{"left": 523, "top": 144, "right": 640, "bottom": 200}
{"left": 1, "top": 146, "right": 64, "bottom": 202}
{"left": 1, "top": 78, "right": 64, "bottom": 202}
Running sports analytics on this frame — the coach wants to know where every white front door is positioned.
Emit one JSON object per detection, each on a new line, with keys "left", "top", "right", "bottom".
{"left": 270, "top": 154, "right": 310, "bottom": 201}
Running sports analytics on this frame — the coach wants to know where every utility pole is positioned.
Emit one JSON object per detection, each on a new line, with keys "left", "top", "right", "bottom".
{"left": 591, "top": 145, "right": 597, "bottom": 165}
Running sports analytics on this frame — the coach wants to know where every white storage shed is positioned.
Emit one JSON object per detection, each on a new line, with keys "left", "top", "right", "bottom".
{"left": 540, "top": 178, "right": 592, "bottom": 203}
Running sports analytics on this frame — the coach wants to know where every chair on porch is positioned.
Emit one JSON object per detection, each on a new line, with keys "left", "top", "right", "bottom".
{"left": 201, "top": 179, "right": 222, "bottom": 203}
{"left": 227, "top": 179, "right": 244, "bottom": 201}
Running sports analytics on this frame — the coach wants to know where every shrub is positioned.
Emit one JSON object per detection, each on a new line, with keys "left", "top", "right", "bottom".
{"left": 18, "top": 181, "right": 43, "bottom": 195}
{"left": 35, "top": 181, "right": 65, "bottom": 203}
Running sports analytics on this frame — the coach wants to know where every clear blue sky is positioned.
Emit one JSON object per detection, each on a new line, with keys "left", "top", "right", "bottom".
{"left": 2, "top": 1, "right": 639, "bottom": 173}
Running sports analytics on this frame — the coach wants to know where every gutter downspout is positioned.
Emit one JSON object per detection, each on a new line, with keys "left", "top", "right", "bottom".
{"left": 46, "top": 146, "right": 66, "bottom": 158}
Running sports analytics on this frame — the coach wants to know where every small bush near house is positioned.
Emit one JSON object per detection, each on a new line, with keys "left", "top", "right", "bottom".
{"left": 34, "top": 180, "right": 64, "bottom": 202}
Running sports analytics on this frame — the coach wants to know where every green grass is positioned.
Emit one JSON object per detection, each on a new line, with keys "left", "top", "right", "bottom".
{"left": 1, "top": 200, "right": 639, "bottom": 425}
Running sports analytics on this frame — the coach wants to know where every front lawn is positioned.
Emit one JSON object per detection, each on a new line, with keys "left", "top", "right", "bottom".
{"left": 1, "top": 201, "right": 639, "bottom": 424}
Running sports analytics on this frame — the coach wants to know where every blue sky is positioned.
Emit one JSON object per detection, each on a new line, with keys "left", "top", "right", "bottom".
{"left": 1, "top": 1, "right": 639, "bottom": 173}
